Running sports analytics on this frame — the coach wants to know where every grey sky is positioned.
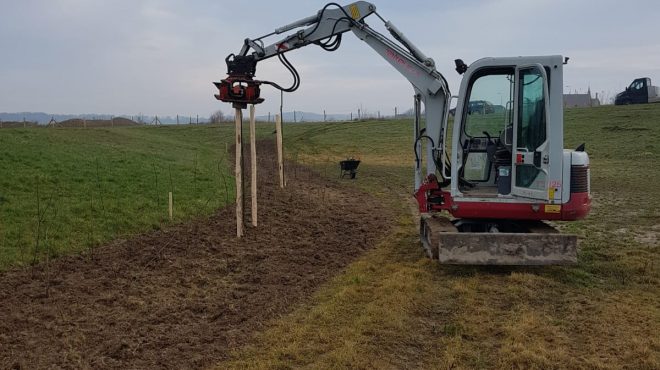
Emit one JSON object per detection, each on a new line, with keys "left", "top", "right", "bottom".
{"left": 1, "top": 0, "right": 659, "bottom": 117}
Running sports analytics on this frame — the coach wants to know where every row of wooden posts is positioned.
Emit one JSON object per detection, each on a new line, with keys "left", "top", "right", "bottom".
{"left": 234, "top": 105, "right": 285, "bottom": 238}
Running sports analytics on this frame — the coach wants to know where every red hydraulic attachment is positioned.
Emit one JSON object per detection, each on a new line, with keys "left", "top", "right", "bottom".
{"left": 214, "top": 54, "right": 265, "bottom": 109}
{"left": 214, "top": 78, "right": 264, "bottom": 109}
{"left": 415, "top": 174, "right": 449, "bottom": 213}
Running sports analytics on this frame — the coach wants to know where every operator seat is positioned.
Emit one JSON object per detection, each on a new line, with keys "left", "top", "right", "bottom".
{"left": 494, "top": 124, "right": 513, "bottom": 167}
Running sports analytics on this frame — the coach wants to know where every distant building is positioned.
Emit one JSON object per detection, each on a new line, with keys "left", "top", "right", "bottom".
{"left": 563, "top": 88, "right": 601, "bottom": 108}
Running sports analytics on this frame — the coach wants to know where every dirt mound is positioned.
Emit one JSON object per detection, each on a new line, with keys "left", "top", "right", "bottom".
{"left": 0, "top": 121, "right": 39, "bottom": 128}
{"left": 0, "top": 140, "right": 394, "bottom": 369}
{"left": 58, "top": 117, "right": 140, "bottom": 127}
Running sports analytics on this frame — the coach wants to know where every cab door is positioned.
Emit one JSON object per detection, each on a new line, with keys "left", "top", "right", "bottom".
{"left": 511, "top": 64, "right": 550, "bottom": 201}
{"left": 635, "top": 78, "right": 649, "bottom": 104}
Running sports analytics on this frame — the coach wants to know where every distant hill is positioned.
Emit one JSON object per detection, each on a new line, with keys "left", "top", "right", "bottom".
{"left": 58, "top": 118, "right": 140, "bottom": 127}
{"left": 0, "top": 112, "right": 211, "bottom": 125}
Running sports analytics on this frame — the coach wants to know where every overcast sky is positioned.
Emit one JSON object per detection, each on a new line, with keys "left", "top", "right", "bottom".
{"left": 1, "top": 0, "right": 659, "bottom": 117}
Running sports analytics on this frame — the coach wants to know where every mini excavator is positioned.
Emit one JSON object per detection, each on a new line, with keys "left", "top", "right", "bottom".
{"left": 214, "top": 1, "right": 591, "bottom": 265}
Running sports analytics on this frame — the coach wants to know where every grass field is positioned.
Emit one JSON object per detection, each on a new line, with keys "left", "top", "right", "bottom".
{"left": 0, "top": 125, "right": 239, "bottom": 269}
{"left": 1, "top": 104, "right": 658, "bottom": 368}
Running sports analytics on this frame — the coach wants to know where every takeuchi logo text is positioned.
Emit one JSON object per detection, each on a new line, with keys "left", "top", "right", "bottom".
{"left": 386, "top": 48, "right": 420, "bottom": 76}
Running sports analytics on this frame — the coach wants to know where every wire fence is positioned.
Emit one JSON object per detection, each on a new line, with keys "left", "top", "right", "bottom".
{"left": 0, "top": 106, "right": 421, "bottom": 129}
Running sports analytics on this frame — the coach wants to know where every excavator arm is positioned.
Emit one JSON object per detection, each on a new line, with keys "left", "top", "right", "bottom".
{"left": 214, "top": 1, "right": 451, "bottom": 190}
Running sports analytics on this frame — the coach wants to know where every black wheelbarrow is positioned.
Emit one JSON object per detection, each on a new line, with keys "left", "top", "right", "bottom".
{"left": 339, "top": 158, "right": 361, "bottom": 179}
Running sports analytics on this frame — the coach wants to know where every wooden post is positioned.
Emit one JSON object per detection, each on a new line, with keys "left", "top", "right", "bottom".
{"left": 249, "top": 105, "right": 258, "bottom": 227}
{"left": 235, "top": 108, "right": 244, "bottom": 237}
{"left": 168, "top": 192, "right": 173, "bottom": 221}
{"left": 275, "top": 114, "right": 284, "bottom": 188}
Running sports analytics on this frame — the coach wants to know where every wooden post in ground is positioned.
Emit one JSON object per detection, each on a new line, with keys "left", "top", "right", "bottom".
{"left": 235, "top": 108, "right": 244, "bottom": 238}
{"left": 168, "top": 192, "right": 173, "bottom": 221}
{"left": 275, "top": 114, "right": 284, "bottom": 188}
{"left": 249, "top": 105, "right": 258, "bottom": 227}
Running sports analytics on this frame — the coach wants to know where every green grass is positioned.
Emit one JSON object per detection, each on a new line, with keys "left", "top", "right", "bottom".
{"left": 562, "top": 105, "right": 659, "bottom": 287}
{"left": 219, "top": 104, "right": 660, "bottom": 369}
{"left": 463, "top": 111, "right": 509, "bottom": 137}
{"left": 0, "top": 125, "right": 245, "bottom": 269}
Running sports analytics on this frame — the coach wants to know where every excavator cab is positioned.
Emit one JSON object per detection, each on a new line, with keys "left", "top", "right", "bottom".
{"left": 450, "top": 57, "right": 590, "bottom": 213}
{"left": 453, "top": 61, "right": 553, "bottom": 204}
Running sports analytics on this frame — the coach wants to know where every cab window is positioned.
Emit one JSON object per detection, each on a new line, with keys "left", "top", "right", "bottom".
{"left": 517, "top": 68, "right": 546, "bottom": 152}
{"left": 515, "top": 66, "right": 547, "bottom": 190}
{"left": 463, "top": 69, "right": 514, "bottom": 138}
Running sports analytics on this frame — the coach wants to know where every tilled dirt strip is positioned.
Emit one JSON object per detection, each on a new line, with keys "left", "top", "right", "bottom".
{"left": 0, "top": 140, "right": 394, "bottom": 369}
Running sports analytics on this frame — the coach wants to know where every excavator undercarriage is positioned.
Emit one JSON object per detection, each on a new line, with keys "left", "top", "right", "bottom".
{"left": 420, "top": 215, "right": 577, "bottom": 265}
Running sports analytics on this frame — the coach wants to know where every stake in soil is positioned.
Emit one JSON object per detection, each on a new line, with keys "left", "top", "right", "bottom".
{"left": 250, "top": 105, "right": 258, "bottom": 227}
{"left": 235, "top": 108, "right": 244, "bottom": 238}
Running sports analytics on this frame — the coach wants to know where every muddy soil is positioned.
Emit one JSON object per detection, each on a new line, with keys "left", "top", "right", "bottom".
{"left": 0, "top": 140, "right": 395, "bottom": 369}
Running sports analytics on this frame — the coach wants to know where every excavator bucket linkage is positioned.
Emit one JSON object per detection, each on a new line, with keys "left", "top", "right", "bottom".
{"left": 214, "top": 55, "right": 265, "bottom": 109}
